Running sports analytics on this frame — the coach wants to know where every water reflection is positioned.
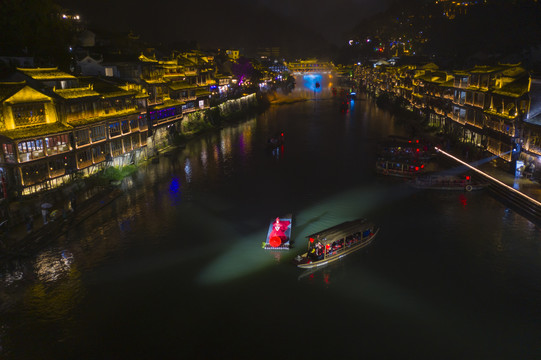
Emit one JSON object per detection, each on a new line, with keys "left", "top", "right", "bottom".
{"left": 35, "top": 250, "right": 74, "bottom": 282}
{"left": 184, "top": 158, "right": 192, "bottom": 183}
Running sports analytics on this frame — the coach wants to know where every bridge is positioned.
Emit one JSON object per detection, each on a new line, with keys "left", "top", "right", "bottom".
{"left": 286, "top": 59, "right": 336, "bottom": 75}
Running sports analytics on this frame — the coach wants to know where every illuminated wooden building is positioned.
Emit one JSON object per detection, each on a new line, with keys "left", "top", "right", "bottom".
{"left": 0, "top": 68, "right": 149, "bottom": 197}
{"left": 358, "top": 62, "right": 533, "bottom": 166}
{"left": 0, "top": 48, "right": 223, "bottom": 200}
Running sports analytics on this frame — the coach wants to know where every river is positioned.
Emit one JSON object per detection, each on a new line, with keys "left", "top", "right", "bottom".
{"left": 1, "top": 76, "right": 541, "bottom": 360}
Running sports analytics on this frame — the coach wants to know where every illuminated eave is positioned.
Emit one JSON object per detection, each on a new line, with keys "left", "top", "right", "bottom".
{"left": 100, "top": 90, "right": 138, "bottom": 99}
{"left": 168, "top": 81, "right": 197, "bottom": 91}
{"left": 54, "top": 87, "right": 101, "bottom": 99}
{"left": 139, "top": 54, "right": 158, "bottom": 63}
{"left": 153, "top": 100, "right": 184, "bottom": 110}
{"left": 144, "top": 79, "right": 166, "bottom": 85}
{"left": 0, "top": 123, "right": 73, "bottom": 141}
{"left": 68, "top": 108, "right": 140, "bottom": 127}
{"left": 484, "top": 109, "right": 518, "bottom": 120}
{"left": 17, "top": 67, "right": 76, "bottom": 80}
{"left": 492, "top": 90, "right": 525, "bottom": 98}
{"left": 135, "top": 92, "right": 149, "bottom": 99}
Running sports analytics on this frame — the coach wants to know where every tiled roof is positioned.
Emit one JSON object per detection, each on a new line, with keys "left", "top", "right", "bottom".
{"left": 17, "top": 67, "right": 76, "bottom": 80}
{"left": 78, "top": 77, "right": 137, "bottom": 98}
{"left": 54, "top": 87, "right": 100, "bottom": 99}
{"left": 67, "top": 109, "right": 140, "bottom": 127}
{"left": 0, "top": 123, "right": 73, "bottom": 141}
{"left": 168, "top": 81, "right": 197, "bottom": 91}
{"left": 493, "top": 76, "right": 530, "bottom": 98}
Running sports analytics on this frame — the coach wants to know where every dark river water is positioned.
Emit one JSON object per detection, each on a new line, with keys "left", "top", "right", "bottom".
{"left": 1, "top": 77, "right": 541, "bottom": 360}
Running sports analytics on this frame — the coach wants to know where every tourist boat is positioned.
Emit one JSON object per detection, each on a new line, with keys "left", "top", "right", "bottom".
{"left": 409, "top": 173, "right": 490, "bottom": 191}
{"left": 375, "top": 136, "right": 438, "bottom": 178}
{"left": 263, "top": 214, "right": 293, "bottom": 250}
{"left": 293, "top": 218, "right": 379, "bottom": 269}
{"left": 375, "top": 157, "right": 430, "bottom": 178}
{"left": 267, "top": 132, "right": 284, "bottom": 150}
{"left": 377, "top": 135, "right": 436, "bottom": 162}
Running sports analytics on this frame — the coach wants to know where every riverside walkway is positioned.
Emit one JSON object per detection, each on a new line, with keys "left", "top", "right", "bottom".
{"left": 437, "top": 147, "right": 541, "bottom": 225}
{"left": 0, "top": 185, "right": 123, "bottom": 259}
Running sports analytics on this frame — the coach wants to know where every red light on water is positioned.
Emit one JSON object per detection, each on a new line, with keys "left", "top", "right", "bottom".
{"left": 324, "top": 273, "right": 330, "bottom": 284}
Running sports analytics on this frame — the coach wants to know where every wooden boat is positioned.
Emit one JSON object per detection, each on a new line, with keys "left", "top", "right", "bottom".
{"left": 409, "top": 173, "right": 489, "bottom": 191}
{"left": 294, "top": 218, "right": 379, "bottom": 269}
{"left": 375, "top": 157, "right": 429, "bottom": 178}
{"left": 262, "top": 214, "right": 292, "bottom": 250}
{"left": 377, "top": 135, "right": 437, "bottom": 162}
{"left": 267, "top": 132, "right": 284, "bottom": 150}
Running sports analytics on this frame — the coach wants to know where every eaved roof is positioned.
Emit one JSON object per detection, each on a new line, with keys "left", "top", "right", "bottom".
{"left": 168, "top": 81, "right": 197, "bottom": 91}
{"left": 17, "top": 67, "right": 76, "bottom": 80}
{"left": 1, "top": 122, "right": 73, "bottom": 141}
{"left": 77, "top": 77, "right": 137, "bottom": 98}
{"left": 54, "top": 86, "right": 101, "bottom": 99}
{"left": 493, "top": 75, "right": 530, "bottom": 98}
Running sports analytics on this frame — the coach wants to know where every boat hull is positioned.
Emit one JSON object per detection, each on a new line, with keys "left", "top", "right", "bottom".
{"left": 409, "top": 174, "right": 490, "bottom": 191}
{"left": 410, "top": 183, "right": 488, "bottom": 191}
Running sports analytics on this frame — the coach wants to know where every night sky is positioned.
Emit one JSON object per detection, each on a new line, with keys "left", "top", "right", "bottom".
{"left": 58, "top": 0, "right": 390, "bottom": 53}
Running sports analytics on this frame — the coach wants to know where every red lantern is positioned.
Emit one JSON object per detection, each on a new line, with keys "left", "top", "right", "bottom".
{"left": 269, "top": 236, "right": 281, "bottom": 247}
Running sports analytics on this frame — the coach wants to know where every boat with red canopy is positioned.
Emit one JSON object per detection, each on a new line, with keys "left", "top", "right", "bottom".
{"left": 262, "top": 214, "right": 293, "bottom": 250}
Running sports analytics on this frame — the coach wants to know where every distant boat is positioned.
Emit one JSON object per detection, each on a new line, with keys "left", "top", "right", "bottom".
{"left": 375, "top": 157, "right": 430, "bottom": 178}
{"left": 409, "top": 173, "right": 489, "bottom": 191}
{"left": 377, "top": 135, "right": 436, "bottom": 161}
{"left": 375, "top": 135, "right": 438, "bottom": 178}
{"left": 294, "top": 218, "right": 379, "bottom": 269}
{"left": 267, "top": 132, "right": 285, "bottom": 150}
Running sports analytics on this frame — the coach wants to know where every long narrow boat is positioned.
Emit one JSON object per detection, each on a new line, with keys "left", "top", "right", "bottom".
{"left": 262, "top": 214, "right": 293, "bottom": 250}
{"left": 294, "top": 218, "right": 379, "bottom": 269}
{"left": 409, "top": 173, "right": 490, "bottom": 191}
{"left": 375, "top": 158, "right": 429, "bottom": 178}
